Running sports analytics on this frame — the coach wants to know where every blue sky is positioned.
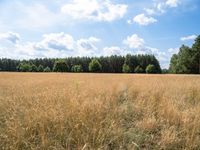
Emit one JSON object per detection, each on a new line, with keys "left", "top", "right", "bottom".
{"left": 0, "top": 0, "right": 199, "bottom": 68}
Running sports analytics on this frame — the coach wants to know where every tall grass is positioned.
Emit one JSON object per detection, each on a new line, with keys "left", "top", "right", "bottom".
{"left": 0, "top": 73, "right": 200, "bottom": 149}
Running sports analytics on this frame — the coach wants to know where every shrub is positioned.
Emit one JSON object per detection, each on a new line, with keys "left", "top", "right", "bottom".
{"left": 17, "top": 63, "right": 32, "bottom": 72}
{"left": 146, "top": 64, "right": 157, "bottom": 74}
{"left": 71, "top": 65, "right": 83, "bottom": 72}
{"left": 53, "top": 60, "right": 69, "bottom": 72}
{"left": 122, "top": 64, "right": 131, "bottom": 73}
{"left": 134, "top": 66, "right": 144, "bottom": 73}
{"left": 31, "top": 64, "right": 38, "bottom": 72}
{"left": 37, "top": 65, "right": 44, "bottom": 72}
{"left": 89, "top": 59, "right": 102, "bottom": 72}
{"left": 44, "top": 67, "right": 51, "bottom": 72}
{"left": 162, "top": 69, "right": 169, "bottom": 74}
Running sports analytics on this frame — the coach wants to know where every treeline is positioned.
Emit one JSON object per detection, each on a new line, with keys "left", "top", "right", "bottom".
{"left": 0, "top": 54, "right": 161, "bottom": 73}
{"left": 169, "top": 35, "right": 200, "bottom": 74}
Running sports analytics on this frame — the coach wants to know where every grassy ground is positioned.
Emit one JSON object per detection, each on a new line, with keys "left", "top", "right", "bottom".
{"left": 0, "top": 73, "right": 200, "bottom": 149}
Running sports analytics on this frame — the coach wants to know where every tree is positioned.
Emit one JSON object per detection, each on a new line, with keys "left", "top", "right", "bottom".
{"left": 169, "top": 54, "right": 179, "bottom": 73}
{"left": 162, "top": 69, "right": 169, "bottom": 74}
{"left": 191, "top": 35, "right": 200, "bottom": 74}
{"left": 134, "top": 66, "right": 144, "bottom": 73}
{"left": 89, "top": 59, "right": 102, "bottom": 72}
{"left": 124, "top": 54, "right": 137, "bottom": 72}
{"left": 108, "top": 55, "right": 124, "bottom": 73}
{"left": 17, "top": 63, "right": 32, "bottom": 72}
{"left": 44, "top": 67, "right": 51, "bottom": 72}
{"left": 0, "top": 54, "right": 161, "bottom": 73}
{"left": 31, "top": 64, "right": 38, "bottom": 72}
{"left": 122, "top": 64, "right": 131, "bottom": 73}
{"left": 71, "top": 65, "right": 83, "bottom": 72}
{"left": 146, "top": 64, "right": 157, "bottom": 74}
{"left": 169, "top": 45, "right": 195, "bottom": 74}
{"left": 37, "top": 65, "right": 44, "bottom": 72}
{"left": 53, "top": 60, "right": 69, "bottom": 72}
{"left": 0, "top": 59, "right": 19, "bottom": 71}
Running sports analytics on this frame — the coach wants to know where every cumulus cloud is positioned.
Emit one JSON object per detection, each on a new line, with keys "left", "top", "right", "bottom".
{"left": 61, "top": 0, "right": 127, "bottom": 22}
{"left": 180, "top": 35, "right": 197, "bottom": 41}
{"left": 144, "top": 8, "right": 156, "bottom": 15}
{"left": 0, "top": 32, "right": 20, "bottom": 44}
{"left": 103, "top": 46, "right": 125, "bottom": 56}
{"left": 33, "top": 32, "right": 74, "bottom": 51}
{"left": 132, "top": 13, "right": 157, "bottom": 26}
{"left": 166, "top": 0, "right": 180, "bottom": 8}
{"left": 123, "top": 34, "right": 145, "bottom": 49}
{"left": 0, "top": 31, "right": 102, "bottom": 59}
{"left": 77, "top": 37, "right": 100, "bottom": 56}
{"left": 168, "top": 47, "right": 179, "bottom": 53}
{"left": 130, "top": 0, "right": 181, "bottom": 26}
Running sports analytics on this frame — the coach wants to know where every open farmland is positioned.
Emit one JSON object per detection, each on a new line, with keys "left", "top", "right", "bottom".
{"left": 0, "top": 73, "right": 200, "bottom": 149}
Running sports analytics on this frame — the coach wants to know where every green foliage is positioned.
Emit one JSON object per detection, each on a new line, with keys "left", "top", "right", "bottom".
{"left": 134, "top": 66, "right": 144, "bottom": 73}
{"left": 98, "top": 55, "right": 124, "bottom": 73}
{"left": 122, "top": 64, "right": 131, "bottom": 73}
{"left": 44, "top": 67, "right": 51, "bottom": 72}
{"left": 146, "top": 64, "right": 157, "bottom": 74}
{"left": 37, "top": 65, "right": 44, "bottom": 72}
{"left": 0, "top": 58, "right": 19, "bottom": 71}
{"left": 0, "top": 55, "right": 161, "bottom": 73}
{"left": 71, "top": 65, "right": 83, "bottom": 72}
{"left": 18, "top": 63, "right": 32, "bottom": 72}
{"left": 191, "top": 35, "right": 200, "bottom": 74}
{"left": 162, "top": 69, "right": 169, "bottom": 74}
{"left": 169, "top": 35, "right": 200, "bottom": 74}
{"left": 53, "top": 60, "right": 69, "bottom": 72}
{"left": 89, "top": 59, "right": 102, "bottom": 72}
{"left": 31, "top": 64, "right": 38, "bottom": 72}
{"left": 124, "top": 54, "right": 137, "bottom": 72}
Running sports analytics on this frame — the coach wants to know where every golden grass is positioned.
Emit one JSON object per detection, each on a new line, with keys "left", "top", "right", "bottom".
{"left": 0, "top": 73, "right": 200, "bottom": 149}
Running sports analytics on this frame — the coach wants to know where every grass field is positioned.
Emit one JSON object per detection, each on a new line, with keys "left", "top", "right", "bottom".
{"left": 0, "top": 73, "right": 200, "bottom": 149}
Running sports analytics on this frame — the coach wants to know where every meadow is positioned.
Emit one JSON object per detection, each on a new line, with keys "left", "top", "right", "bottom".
{"left": 0, "top": 73, "right": 200, "bottom": 149}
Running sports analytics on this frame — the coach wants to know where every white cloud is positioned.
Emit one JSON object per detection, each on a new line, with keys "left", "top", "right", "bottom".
{"left": 168, "top": 47, "right": 179, "bottom": 53}
{"left": 155, "top": 2, "right": 166, "bottom": 14}
{"left": 166, "top": 0, "right": 180, "bottom": 8}
{"left": 0, "top": 32, "right": 20, "bottom": 44}
{"left": 129, "top": 0, "right": 181, "bottom": 26}
{"left": 133, "top": 14, "right": 157, "bottom": 26}
{"left": 61, "top": 0, "right": 127, "bottom": 22}
{"left": 123, "top": 34, "right": 145, "bottom": 48}
{"left": 103, "top": 46, "right": 124, "bottom": 56}
{"left": 0, "top": 31, "right": 102, "bottom": 59}
{"left": 180, "top": 35, "right": 197, "bottom": 41}
{"left": 144, "top": 8, "right": 156, "bottom": 15}
{"left": 33, "top": 32, "right": 74, "bottom": 51}
{"left": 77, "top": 37, "right": 100, "bottom": 56}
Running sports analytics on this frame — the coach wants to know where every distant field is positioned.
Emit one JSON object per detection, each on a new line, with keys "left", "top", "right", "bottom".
{"left": 0, "top": 73, "right": 200, "bottom": 149}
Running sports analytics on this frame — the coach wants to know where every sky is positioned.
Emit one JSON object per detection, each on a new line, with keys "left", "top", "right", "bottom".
{"left": 0, "top": 0, "right": 199, "bottom": 68}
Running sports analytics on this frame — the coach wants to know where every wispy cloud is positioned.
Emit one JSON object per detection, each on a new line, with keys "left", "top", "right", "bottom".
{"left": 130, "top": 0, "right": 181, "bottom": 26}
{"left": 0, "top": 32, "right": 20, "bottom": 44}
{"left": 131, "top": 13, "right": 157, "bottom": 26}
{"left": 180, "top": 35, "right": 197, "bottom": 41}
